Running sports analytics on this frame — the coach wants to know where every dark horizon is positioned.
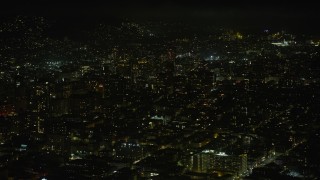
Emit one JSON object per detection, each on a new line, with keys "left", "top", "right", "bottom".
{"left": 1, "top": 1, "right": 320, "bottom": 35}
{"left": 1, "top": 1, "right": 320, "bottom": 24}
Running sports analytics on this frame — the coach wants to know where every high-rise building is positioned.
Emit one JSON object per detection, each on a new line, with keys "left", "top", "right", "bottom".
{"left": 188, "top": 150, "right": 247, "bottom": 175}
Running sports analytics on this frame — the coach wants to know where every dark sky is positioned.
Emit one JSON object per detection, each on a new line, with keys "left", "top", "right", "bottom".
{"left": 1, "top": 1, "right": 320, "bottom": 34}
{"left": 2, "top": 1, "right": 319, "bottom": 17}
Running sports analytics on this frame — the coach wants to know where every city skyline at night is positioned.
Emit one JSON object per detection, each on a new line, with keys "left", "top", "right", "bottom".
{"left": 0, "top": 1, "right": 320, "bottom": 179}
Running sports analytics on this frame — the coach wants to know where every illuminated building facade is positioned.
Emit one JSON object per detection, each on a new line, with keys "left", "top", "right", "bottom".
{"left": 188, "top": 150, "right": 247, "bottom": 175}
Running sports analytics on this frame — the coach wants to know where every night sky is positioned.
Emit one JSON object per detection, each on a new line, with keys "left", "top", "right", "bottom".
{"left": 1, "top": 1, "right": 320, "bottom": 34}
